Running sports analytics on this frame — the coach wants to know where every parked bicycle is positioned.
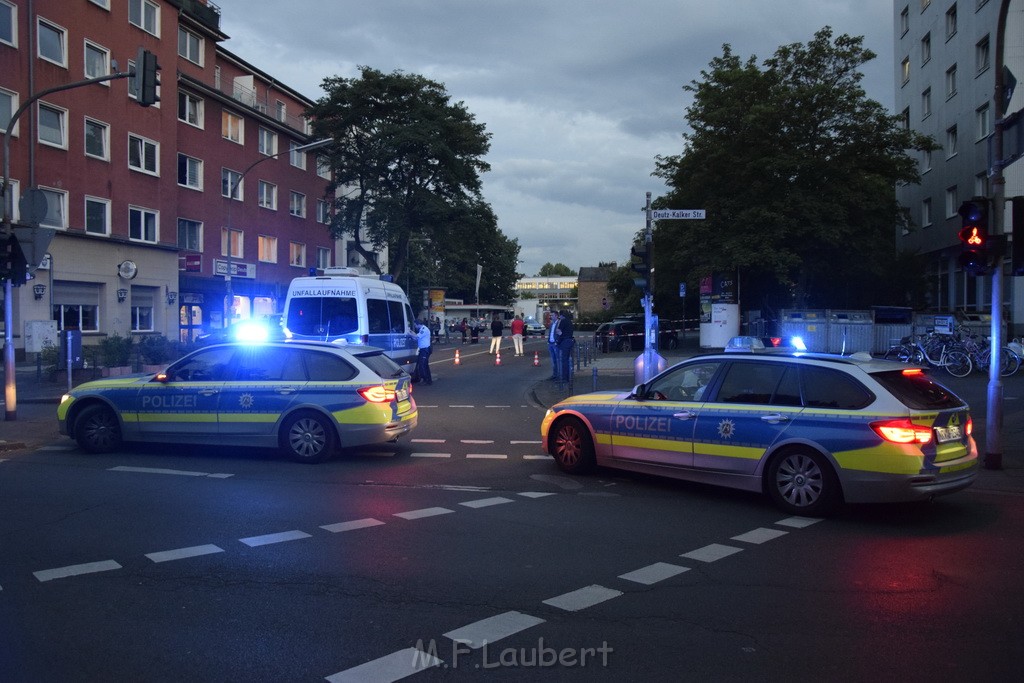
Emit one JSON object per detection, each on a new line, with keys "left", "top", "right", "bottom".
{"left": 958, "top": 334, "right": 1021, "bottom": 377}
{"left": 883, "top": 333, "right": 972, "bottom": 377}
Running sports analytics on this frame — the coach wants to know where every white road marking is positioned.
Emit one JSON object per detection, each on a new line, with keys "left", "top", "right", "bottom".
{"left": 449, "top": 405, "right": 475, "bottom": 408}
{"left": 511, "top": 440, "right": 542, "bottom": 444}
{"left": 411, "top": 452, "right": 451, "bottom": 458}
{"left": 732, "top": 528, "right": 789, "bottom": 544}
{"left": 459, "top": 497, "right": 514, "bottom": 509}
{"left": 146, "top": 544, "right": 224, "bottom": 563}
{"left": 485, "top": 405, "right": 511, "bottom": 408}
{"left": 393, "top": 507, "right": 454, "bottom": 520}
{"left": 461, "top": 439, "right": 494, "bottom": 444}
{"left": 325, "top": 647, "right": 442, "bottom": 682}
{"left": 109, "top": 466, "right": 233, "bottom": 478}
{"left": 239, "top": 530, "right": 311, "bottom": 547}
{"left": 38, "top": 445, "right": 75, "bottom": 451}
{"left": 466, "top": 453, "right": 507, "bottom": 460}
{"left": 321, "top": 518, "right": 386, "bottom": 533}
{"left": 34, "top": 560, "right": 122, "bottom": 582}
{"left": 775, "top": 516, "right": 823, "bottom": 528}
{"left": 411, "top": 438, "right": 446, "bottom": 443}
{"left": 443, "top": 611, "right": 546, "bottom": 650}
{"left": 518, "top": 491, "right": 556, "bottom": 498}
{"left": 681, "top": 543, "right": 743, "bottom": 562}
{"left": 415, "top": 404, "right": 439, "bottom": 408}
{"left": 543, "top": 584, "right": 622, "bottom": 612}
{"left": 619, "top": 562, "right": 691, "bottom": 585}
{"left": 523, "top": 455, "right": 553, "bottom": 460}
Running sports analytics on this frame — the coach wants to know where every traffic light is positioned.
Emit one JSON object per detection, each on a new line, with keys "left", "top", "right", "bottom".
{"left": 630, "top": 243, "right": 649, "bottom": 290}
{"left": 0, "top": 235, "right": 28, "bottom": 285}
{"left": 957, "top": 197, "right": 991, "bottom": 276}
{"left": 133, "top": 47, "right": 160, "bottom": 107}
{"left": 1012, "top": 197, "right": 1024, "bottom": 277}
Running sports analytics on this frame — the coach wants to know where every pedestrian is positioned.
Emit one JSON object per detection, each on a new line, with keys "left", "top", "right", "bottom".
{"left": 547, "top": 311, "right": 561, "bottom": 380}
{"left": 510, "top": 314, "right": 525, "bottom": 356}
{"left": 415, "top": 319, "right": 433, "bottom": 385}
{"left": 556, "top": 310, "right": 575, "bottom": 382}
{"left": 459, "top": 318, "right": 468, "bottom": 344}
{"left": 488, "top": 314, "right": 504, "bottom": 354}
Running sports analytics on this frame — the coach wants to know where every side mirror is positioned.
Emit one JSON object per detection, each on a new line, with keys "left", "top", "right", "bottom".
{"left": 630, "top": 383, "right": 645, "bottom": 400}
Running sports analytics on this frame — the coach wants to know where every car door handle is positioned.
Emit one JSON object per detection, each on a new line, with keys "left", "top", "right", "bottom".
{"left": 761, "top": 414, "right": 790, "bottom": 423}
{"left": 673, "top": 411, "right": 697, "bottom": 420}
{"left": 275, "top": 387, "right": 297, "bottom": 395}
{"left": 198, "top": 389, "right": 219, "bottom": 396}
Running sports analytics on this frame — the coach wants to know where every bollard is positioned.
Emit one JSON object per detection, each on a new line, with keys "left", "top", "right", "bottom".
{"left": 593, "top": 366, "right": 598, "bottom": 392}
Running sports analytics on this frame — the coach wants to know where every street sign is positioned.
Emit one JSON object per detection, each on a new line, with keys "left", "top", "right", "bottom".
{"left": 651, "top": 209, "right": 706, "bottom": 220}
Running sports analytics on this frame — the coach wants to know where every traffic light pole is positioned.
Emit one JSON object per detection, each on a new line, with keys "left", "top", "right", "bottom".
{"left": 2, "top": 70, "right": 132, "bottom": 420}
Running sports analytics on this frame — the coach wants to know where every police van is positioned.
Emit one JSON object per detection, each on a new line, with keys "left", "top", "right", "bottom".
{"left": 282, "top": 268, "right": 418, "bottom": 367}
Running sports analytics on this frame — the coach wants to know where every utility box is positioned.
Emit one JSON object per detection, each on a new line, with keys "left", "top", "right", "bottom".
{"left": 57, "top": 330, "right": 84, "bottom": 370}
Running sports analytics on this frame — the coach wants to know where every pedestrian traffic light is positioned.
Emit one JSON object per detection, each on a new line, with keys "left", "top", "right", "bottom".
{"left": 630, "top": 243, "right": 649, "bottom": 290}
{"left": 133, "top": 47, "right": 160, "bottom": 107}
{"left": 957, "top": 197, "right": 991, "bottom": 276}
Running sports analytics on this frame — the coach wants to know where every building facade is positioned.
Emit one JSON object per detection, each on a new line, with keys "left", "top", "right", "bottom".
{"left": 0, "top": 0, "right": 358, "bottom": 357}
{"left": 894, "top": 0, "right": 1024, "bottom": 335}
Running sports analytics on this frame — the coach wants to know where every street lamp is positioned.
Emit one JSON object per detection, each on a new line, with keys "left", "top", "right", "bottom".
{"left": 223, "top": 137, "right": 332, "bottom": 327}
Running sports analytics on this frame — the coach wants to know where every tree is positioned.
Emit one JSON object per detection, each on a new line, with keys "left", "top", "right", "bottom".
{"left": 308, "top": 67, "right": 517, "bottom": 296}
{"left": 537, "top": 263, "right": 577, "bottom": 277}
{"left": 653, "top": 28, "right": 936, "bottom": 311}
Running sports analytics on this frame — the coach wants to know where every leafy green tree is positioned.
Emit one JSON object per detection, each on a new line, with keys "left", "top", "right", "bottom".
{"left": 537, "top": 263, "right": 577, "bottom": 277}
{"left": 308, "top": 67, "right": 518, "bottom": 297}
{"left": 653, "top": 28, "right": 936, "bottom": 311}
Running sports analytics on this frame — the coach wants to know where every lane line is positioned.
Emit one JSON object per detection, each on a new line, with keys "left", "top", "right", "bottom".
{"left": 393, "top": 507, "right": 455, "bottom": 520}
{"left": 449, "top": 405, "right": 475, "bottom": 408}
{"left": 485, "top": 405, "right": 511, "bottom": 408}
{"left": 775, "top": 516, "right": 823, "bottom": 528}
{"left": 681, "top": 543, "right": 743, "bottom": 563}
{"left": 466, "top": 454, "right": 507, "bottom": 460}
{"left": 239, "top": 530, "right": 311, "bottom": 547}
{"left": 523, "top": 455, "right": 553, "bottom": 460}
{"left": 461, "top": 439, "right": 494, "bottom": 444}
{"left": 411, "top": 452, "right": 451, "bottom": 458}
{"left": 411, "top": 438, "right": 446, "bottom": 443}
{"left": 732, "top": 528, "right": 789, "bottom": 544}
{"left": 146, "top": 544, "right": 224, "bottom": 563}
{"left": 543, "top": 584, "right": 622, "bottom": 612}
{"left": 459, "top": 497, "right": 514, "bottom": 509}
{"left": 34, "top": 560, "right": 122, "bottom": 582}
{"left": 109, "top": 465, "right": 233, "bottom": 478}
{"left": 511, "top": 440, "right": 542, "bottom": 445}
{"left": 518, "top": 491, "right": 556, "bottom": 498}
{"left": 321, "top": 518, "right": 386, "bottom": 533}
{"left": 443, "top": 611, "right": 546, "bottom": 650}
{"left": 619, "top": 562, "right": 691, "bottom": 585}
{"left": 325, "top": 647, "right": 442, "bottom": 682}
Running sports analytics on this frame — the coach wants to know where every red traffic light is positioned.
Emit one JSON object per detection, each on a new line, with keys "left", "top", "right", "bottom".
{"left": 958, "top": 226, "right": 986, "bottom": 246}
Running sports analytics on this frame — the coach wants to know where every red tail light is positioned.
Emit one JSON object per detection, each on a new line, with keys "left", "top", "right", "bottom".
{"left": 870, "top": 418, "right": 933, "bottom": 444}
{"left": 902, "top": 368, "right": 924, "bottom": 376}
{"left": 768, "top": 337, "right": 782, "bottom": 347}
{"left": 358, "top": 385, "right": 396, "bottom": 403}
{"left": 965, "top": 415, "right": 973, "bottom": 435}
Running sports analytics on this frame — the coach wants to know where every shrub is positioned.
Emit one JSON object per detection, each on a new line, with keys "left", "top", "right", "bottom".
{"left": 99, "top": 333, "right": 133, "bottom": 367}
{"left": 137, "top": 334, "right": 176, "bottom": 364}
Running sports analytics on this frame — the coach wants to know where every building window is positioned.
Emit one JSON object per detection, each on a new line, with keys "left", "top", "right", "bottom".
{"left": 289, "top": 191, "right": 306, "bottom": 218}
{"left": 945, "top": 186, "right": 959, "bottom": 218}
{"left": 317, "top": 247, "right": 331, "bottom": 270}
{"left": 945, "top": 64, "right": 957, "bottom": 98}
{"left": 128, "top": 134, "right": 159, "bottom": 174}
{"left": 178, "top": 26, "right": 202, "bottom": 65}
{"left": 922, "top": 148, "right": 932, "bottom": 173}
{"left": 84, "top": 41, "right": 110, "bottom": 82}
{"left": 921, "top": 33, "right": 931, "bottom": 64}
{"left": 88, "top": 0, "right": 110, "bottom": 9}
{"left": 317, "top": 199, "right": 330, "bottom": 224}
{"left": 921, "top": 88, "right": 932, "bottom": 119}
{"left": 901, "top": 57, "right": 911, "bottom": 85}
{"left": 84, "top": 118, "right": 109, "bottom": 160}
{"left": 129, "top": 0, "right": 159, "bottom": 37}
{"left": 945, "top": 3, "right": 957, "bottom": 40}
{"left": 129, "top": 206, "right": 158, "bottom": 242}
{"left": 922, "top": 198, "right": 932, "bottom": 227}
{"left": 38, "top": 18, "right": 66, "bottom": 66}
{"left": 178, "top": 92, "right": 203, "bottom": 127}
{"left": 921, "top": 0, "right": 931, "bottom": 10}
{"left": 55, "top": 304, "right": 99, "bottom": 332}
{"left": 900, "top": 6, "right": 910, "bottom": 35}
{"left": 0, "top": 87, "right": 17, "bottom": 133}
{"left": 38, "top": 102, "right": 66, "bottom": 147}
{"left": 177, "top": 218, "right": 202, "bottom": 251}
{"left": 900, "top": 107, "right": 910, "bottom": 130}
{"left": 258, "top": 127, "right": 277, "bottom": 155}
{"left": 222, "top": 169, "right": 242, "bottom": 200}
{"left": 976, "top": 35, "right": 990, "bottom": 75}
{"left": 946, "top": 125, "right": 958, "bottom": 157}
{"left": 317, "top": 155, "right": 331, "bottom": 179}
{"left": 258, "top": 180, "right": 277, "bottom": 209}
{"left": 1, "top": 1, "right": 16, "bottom": 47}
{"left": 976, "top": 104, "right": 992, "bottom": 140}
{"left": 275, "top": 100, "right": 287, "bottom": 122}
{"left": 258, "top": 235, "right": 278, "bottom": 263}
{"left": 177, "top": 153, "right": 202, "bottom": 190}
{"left": 289, "top": 242, "right": 306, "bottom": 267}
{"left": 222, "top": 111, "right": 243, "bottom": 144}
{"left": 84, "top": 196, "right": 110, "bottom": 235}
{"left": 221, "top": 227, "right": 243, "bottom": 259}
{"left": 130, "top": 303, "right": 154, "bottom": 332}
{"left": 127, "top": 57, "right": 138, "bottom": 100}
{"left": 289, "top": 141, "right": 307, "bottom": 169}
{"left": 40, "top": 188, "right": 67, "bottom": 228}
{"left": 975, "top": 172, "right": 989, "bottom": 198}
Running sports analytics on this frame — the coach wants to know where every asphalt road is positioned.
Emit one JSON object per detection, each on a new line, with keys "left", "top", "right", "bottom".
{"left": 1, "top": 340, "right": 1022, "bottom": 681}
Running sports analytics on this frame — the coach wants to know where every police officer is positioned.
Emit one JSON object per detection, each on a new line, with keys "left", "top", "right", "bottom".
{"left": 556, "top": 310, "right": 575, "bottom": 382}
{"left": 415, "top": 320, "right": 433, "bottom": 385}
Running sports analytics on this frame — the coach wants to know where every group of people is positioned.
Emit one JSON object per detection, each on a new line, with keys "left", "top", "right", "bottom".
{"left": 412, "top": 310, "right": 575, "bottom": 386}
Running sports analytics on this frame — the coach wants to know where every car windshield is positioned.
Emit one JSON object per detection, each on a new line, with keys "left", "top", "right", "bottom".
{"left": 871, "top": 369, "right": 965, "bottom": 410}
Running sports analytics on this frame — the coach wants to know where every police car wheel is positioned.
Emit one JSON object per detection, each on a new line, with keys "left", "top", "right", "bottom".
{"left": 281, "top": 411, "right": 336, "bottom": 463}
{"left": 551, "top": 417, "right": 595, "bottom": 474}
{"left": 766, "top": 449, "right": 840, "bottom": 516}
{"left": 75, "top": 404, "right": 122, "bottom": 454}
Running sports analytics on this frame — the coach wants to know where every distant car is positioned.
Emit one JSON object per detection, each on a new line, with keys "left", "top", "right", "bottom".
{"left": 58, "top": 341, "right": 417, "bottom": 463}
{"left": 523, "top": 316, "right": 545, "bottom": 335}
{"left": 594, "top": 321, "right": 644, "bottom": 352}
{"left": 541, "top": 351, "right": 978, "bottom": 515}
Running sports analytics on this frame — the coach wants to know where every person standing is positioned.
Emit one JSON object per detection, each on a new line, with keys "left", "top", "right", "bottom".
{"left": 547, "top": 311, "right": 561, "bottom": 380}
{"left": 489, "top": 314, "right": 504, "bottom": 354}
{"left": 415, "top": 320, "right": 433, "bottom": 385}
{"left": 510, "top": 314, "right": 525, "bottom": 356}
{"left": 556, "top": 310, "right": 575, "bottom": 382}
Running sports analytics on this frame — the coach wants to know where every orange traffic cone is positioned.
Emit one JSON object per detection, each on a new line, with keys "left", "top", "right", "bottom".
{"left": 495, "top": 351, "right": 502, "bottom": 366}
{"left": 533, "top": 351, "right": 540, "bottom": 367}
{"left": 454, "top": 349, "right": 461, "bottom": 365}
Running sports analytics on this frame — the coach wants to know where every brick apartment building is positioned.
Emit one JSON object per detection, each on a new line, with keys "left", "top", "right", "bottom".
{"left": 0, "top": 0, "right": 350, "bottom": 356}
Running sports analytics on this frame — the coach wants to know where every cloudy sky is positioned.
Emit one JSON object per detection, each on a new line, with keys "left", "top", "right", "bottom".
{"left": 212, "top": 0, "right": 896, "bottom": 277}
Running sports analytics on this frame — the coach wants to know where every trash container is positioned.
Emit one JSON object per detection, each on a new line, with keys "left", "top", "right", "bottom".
{"left": 827, "top": 310, "right": 872, "bottom": 355}
{"left": 872, "top": 307, "right": 913, "bottom": 354}
{"left": 779, "top": 310, "right": 827, "bottom": 352}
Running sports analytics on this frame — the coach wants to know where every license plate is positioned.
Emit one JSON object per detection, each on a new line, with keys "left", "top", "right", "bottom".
{"left": 934, "top": 424, "right": 962, "bottom": 443}
{"left": 396, "top": 388, "right": 409, "bottom": 401}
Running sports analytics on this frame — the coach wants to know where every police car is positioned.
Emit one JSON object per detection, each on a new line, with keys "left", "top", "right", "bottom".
{"left": 541, "top": 351, "right": 978, "bottom": 515}
{"left": 58, "top": 341, "right": 417, "bottom": 463}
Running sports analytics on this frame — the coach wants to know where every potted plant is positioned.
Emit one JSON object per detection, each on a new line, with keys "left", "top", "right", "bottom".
{"left": 99, "top": 333, "right": 134, "bottom": 377}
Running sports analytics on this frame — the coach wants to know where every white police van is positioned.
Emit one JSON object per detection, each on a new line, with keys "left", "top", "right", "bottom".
{"left": 282, "top": 268, "right": 418, "bottom": 367}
